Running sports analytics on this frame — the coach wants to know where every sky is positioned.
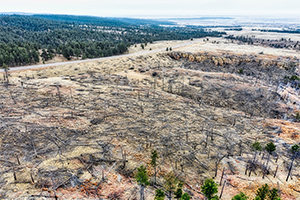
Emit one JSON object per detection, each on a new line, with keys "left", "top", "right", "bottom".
{"left": 1, "top": 0, "right": 300, "bottom": 17}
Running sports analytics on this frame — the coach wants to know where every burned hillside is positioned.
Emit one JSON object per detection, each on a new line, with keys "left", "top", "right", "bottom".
{"left": 0, "top": 52, "right": 299, "bottom": 199}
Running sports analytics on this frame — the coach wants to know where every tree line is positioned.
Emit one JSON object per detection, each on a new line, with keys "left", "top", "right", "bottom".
{"left": 225, "top": 35, "right": 300, "bottom": 50}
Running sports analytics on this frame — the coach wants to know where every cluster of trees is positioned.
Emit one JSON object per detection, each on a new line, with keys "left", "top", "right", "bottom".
{"left": 224, "top": 28, "right": 243, "bottom": 31}
{"left": 135, "top": 150, "right": 191, "bottom": 200}
{"left": 200, "top": 178, "right": 281, "bottom": 200}
{"left": 135, "top": 163, "right": 282, "bottom": 200}
{"left": 0, "top": 15, "right": 226, "bottom": 67}
{"left": 225, "top": 35, "right": 300, "bottom": 50}
{"left": 0, "top": 42, "right": 39, "bottom": 66}
{"left": 247, "top": 141, "right": 299, "bottom": 182}
{"left": 260, "top": 29, "right": 300, "bottom": 34}
{"left": 133, "top": 143, "right": 300, "bottom": 200}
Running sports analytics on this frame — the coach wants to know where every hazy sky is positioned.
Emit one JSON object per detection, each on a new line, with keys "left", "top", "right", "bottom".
{"left": 1, "top": 0, "right": 300, "bottom": 17}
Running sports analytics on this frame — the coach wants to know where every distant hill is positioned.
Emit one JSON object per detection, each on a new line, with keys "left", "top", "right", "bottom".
{"left": 169, "top": 17, "right": 234, "bottom": 20}
{"left": 0, "top": 12, "right": 33, "bottom": 15}
{"left": 33, "top": 14, "right": 177, "bottom": 26}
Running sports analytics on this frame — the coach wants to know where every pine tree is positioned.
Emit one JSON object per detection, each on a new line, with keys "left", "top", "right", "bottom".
{"left": 252, "top": 142, "right": 262, "bottom": 151}
{"left": 286, "top": 144, "right": 300, "bottom": 181}
{"left": 249, "top": 142, "right": 262, "bottom": 176}
{"left": 181, "top": 193, "right": 191, "bottom": 200}
{"left": 0, "top": 55, "right": 3, "bottom": 66}
{"left": 291, "top": 144, "right": 299, "bottom": 154}
{"left": 164, "top": 172, "right": 178, "bottom": 200}
{"left": 201, "top": 178, "right": 218, "bottom": 200}
{"left": 263, "top": 142, "right": 276, "bottom": 178}
{"left": 32, "top": 50, "right": 40, "bottom": 63}
{"left": 265, "top": 142, "right": 276, "bottom": 154}
{"left": 151, "top": 150, "right": 159, "bottom": 185}
{"left": 41, "top": 49, "right": 49, "bottom": 61}
{"left": 135, "top": 165, "right": 150, "bottom": 200}
{"left": 268, "top": 188, "right": 281, "bottom": 200}
{"left": 232, "top": 192, "right": 249, "bottom": 200}
{"left": 255, "top": 184, "right": 269, "bottom": 200}
{"left": 174, "top": 182, "right": 183, "bottom": 199}
{"left": 155, "top": 189, "right": 165, "bottom": 200}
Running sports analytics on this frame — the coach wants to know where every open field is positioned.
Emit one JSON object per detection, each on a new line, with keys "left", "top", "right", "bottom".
{"left": 177, "top": 37, "right": 300, "bottom": 58}
{"left": 225, "top": 28, "right": 300, "bottom": 41}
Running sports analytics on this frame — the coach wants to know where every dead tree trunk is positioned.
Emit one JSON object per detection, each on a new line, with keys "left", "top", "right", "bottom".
{"left": 219, "top": 178, "right": 227, "bottom": 199}
{"left": 220, "top": 167, "right": 225, "bottom": 186}
{"left": 286, "top": 153, "right": 297, "bottom": 181}
{"left": 56, "top": 85, "right": 62, "bottom": 102}
{"left": 274, "top": 165, "right": 278, "bottom": 178}
{"left": 5, "top": 68, "right": 9, "bottom": 88}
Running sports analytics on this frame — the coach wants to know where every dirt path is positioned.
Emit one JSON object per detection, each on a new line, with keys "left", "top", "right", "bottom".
{"left": 0, "top": 39, "right": 201, "bottom": 73}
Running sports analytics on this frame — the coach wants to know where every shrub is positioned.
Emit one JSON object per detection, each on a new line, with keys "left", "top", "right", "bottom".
{"left": 232, "top": 192, "right": 249, "bottom": 200}
{"left": 155, "top": 189, "right": 165, "bottom": 200}
{"left": 255, "top": 184, "right": 269, "bottom": 200}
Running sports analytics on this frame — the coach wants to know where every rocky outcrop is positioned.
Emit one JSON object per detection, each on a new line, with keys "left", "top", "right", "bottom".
{"left": 167, "top": 52, "right": 298, "bottom": 70}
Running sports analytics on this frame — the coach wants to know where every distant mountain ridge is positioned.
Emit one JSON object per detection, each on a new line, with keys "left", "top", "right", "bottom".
{"left": 0, "top": 12, "right": 33, "bottom": 15}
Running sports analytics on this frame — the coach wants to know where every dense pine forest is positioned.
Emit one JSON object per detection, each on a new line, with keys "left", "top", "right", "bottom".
{"left": 0, "top": 14, "right": 225, "bottom": 67}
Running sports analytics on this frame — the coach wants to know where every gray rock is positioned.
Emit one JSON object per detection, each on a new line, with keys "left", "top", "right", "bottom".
{"left": 117, "top": 174, "right": 122, "bottom": 182}
{"left": 274, "top": 127, "right": 282, "bottom": 134}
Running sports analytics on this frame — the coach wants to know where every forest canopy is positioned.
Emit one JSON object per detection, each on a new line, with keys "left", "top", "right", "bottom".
{"left": 0, "top": 14, "right": 226, "bottom": 67}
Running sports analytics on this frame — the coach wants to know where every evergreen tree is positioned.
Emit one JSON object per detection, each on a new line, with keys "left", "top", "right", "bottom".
{"left": 252, "top": 142, "right": 262, "bottom": 151}
{"left": 9, "top": 54, "right": 15, "bottom": 66}
{"left": 291, "top": 144, "right": 299, "bottom": 154}
{"left": 155, "top": 189, "right": 165, "bottom": 200}
{"left": 255, "top": 184, "right": 269, "bottom": 200}
{"left": 232, "top": 192, "right": 249, "bottom": 200}
{"left": 174, "top": 182, "right": 184, "bottom": 199}
{"left": 286, "top": 144, "right": 300, "bottom": 181}
{"left": 263, "top": 142, "right": 276, "bottom": 178}
{"left": 201, "top": 178, "right": 218, "bottom": 200}
{"left": 0, "top": 55, "right": 3, "bottom": 66}
{"left": 75, "top": 48, "right": 81, "bottom": 59}
{"left": 135, "top": 165, "right": 150, "bottom": 200}
{"left": 32, "top": 50, "right": 40, "bottom": 63}
{"left": 249, "top": 142, "right": 262, "bottom": 176}
{"left": 268, "top": 188, "right": 281, "bottom": 200}
{"left": 62, "top": 47, "right": 70, "bottom": 60}
{"left": 82, "top": 53, "right": 87, "bottom": 60}
{"left": 181, "top": 193, "right": 191, "bottom": 200}
{"left": 164, "top": 172, "right": 178, "bottom": 200}
{"left": 151, "top": 150, "right": 159, "bottom": 185}
{"left": 265, "top": 142, "right": 276, "bottom": 154}
{"left": 41, "top": 49, "right": 49, "bottom": 61}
